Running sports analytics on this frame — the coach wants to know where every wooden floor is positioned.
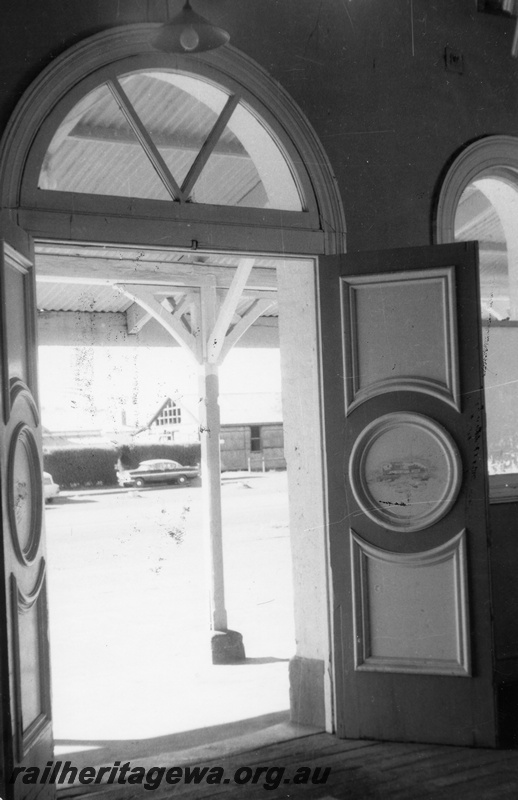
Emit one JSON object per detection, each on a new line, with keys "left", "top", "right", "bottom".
{"left": 61, "top": 731, "right": 518, "bottom": 800}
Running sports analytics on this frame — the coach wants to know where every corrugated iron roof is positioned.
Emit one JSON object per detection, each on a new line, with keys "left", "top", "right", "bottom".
{"left": 36, "top": 279, "right": 279, "bottom": 318}
{"left": 35, "top": 242, "right": 285, "bottom": 318}
{"left": 36, "top": 283, "right": 132, "bottom": 313}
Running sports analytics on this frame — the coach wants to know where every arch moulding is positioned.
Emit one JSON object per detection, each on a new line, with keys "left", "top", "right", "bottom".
{"left": 435, "top": 135, "right": 518, "bottom": 244}
{"left": 0, "top": 24, "right": 346, "bottom": 255}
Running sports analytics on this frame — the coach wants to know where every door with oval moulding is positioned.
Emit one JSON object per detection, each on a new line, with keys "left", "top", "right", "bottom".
{"left": 319, "top": 242, "right": 497, "bottom": 747}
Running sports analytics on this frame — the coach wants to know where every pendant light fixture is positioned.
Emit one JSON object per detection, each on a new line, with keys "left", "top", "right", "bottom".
{"left": 154, "top": 0, "right": 230, "bottom": 53}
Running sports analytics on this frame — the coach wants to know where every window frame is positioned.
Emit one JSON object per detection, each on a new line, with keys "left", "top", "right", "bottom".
{"left": 20, "top": 54, "right": 318, "bottom": 230}
{"left": 436, "top": 136, "right": 518, "bottom": 245}
{"left": 250, "top": 425, "right": 262, "bottom": 452}
{"left": 0, "top": 25, "right": 346, "bottom": 255}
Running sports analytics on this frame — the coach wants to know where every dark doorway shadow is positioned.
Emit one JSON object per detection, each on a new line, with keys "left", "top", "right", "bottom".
{"left": 54, "top": 710, "right": 291, "bottom": 769}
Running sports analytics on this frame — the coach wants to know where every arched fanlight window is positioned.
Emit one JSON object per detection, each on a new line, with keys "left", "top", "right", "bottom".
{"left": 37, "top": 68, "right": 303, "bottom": 211}
{"left": 1, "top": 30, "right": 345, "bottom": 253}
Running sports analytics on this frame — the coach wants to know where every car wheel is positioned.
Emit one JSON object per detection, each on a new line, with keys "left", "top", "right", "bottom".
{"left": 135, "top": 478, "right": 145, "bottom": 488}
{"left": 177, "top": 475, "right": 187, "bottom": 485}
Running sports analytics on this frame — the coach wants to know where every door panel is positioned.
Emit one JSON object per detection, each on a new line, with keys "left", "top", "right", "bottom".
{"left": 0, "top": 215, "right": 54, "bottom": 799}
{"left": 350, "top": 529, "right": 470, "bottom": 676}
{"left": 343, "top": 269, "right": 460, "bottom": 411}
{"left": 319, "top": 243, "right": 497, "bottom": 747}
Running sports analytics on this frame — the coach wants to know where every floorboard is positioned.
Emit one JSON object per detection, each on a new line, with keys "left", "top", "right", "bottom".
{"left": 56, "top": 732, "right": 518, "bottom": 800}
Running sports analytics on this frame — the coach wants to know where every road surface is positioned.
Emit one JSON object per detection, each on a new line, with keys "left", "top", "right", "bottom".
{"left": 45, "top": 472, "right": 294, "bottom": 746}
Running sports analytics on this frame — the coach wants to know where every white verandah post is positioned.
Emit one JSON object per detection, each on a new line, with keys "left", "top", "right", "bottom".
{"left": 198, "top": 361, "right": 228, "bottom": 631}
{"left": 198, "top": 277, "right": 229, "bottom": 635}
{"left": 119, "top": 258, "right": 263, "bottom": 663}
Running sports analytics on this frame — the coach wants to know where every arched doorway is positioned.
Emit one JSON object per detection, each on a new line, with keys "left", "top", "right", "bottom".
{"left": 0, "top": 25, "right": 346, "bottom": 791}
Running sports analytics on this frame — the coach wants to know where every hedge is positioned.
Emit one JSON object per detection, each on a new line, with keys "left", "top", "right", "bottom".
{"left": 43, "top": 446, "right": 118, "bottom": 488}
{"left": 43, "top": 443, "right": 201, "bottom": 489}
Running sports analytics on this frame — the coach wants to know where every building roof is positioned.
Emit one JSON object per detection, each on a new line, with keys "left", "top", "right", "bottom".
{"left": 148, "top": 393, "right": 283, "bottom": 428}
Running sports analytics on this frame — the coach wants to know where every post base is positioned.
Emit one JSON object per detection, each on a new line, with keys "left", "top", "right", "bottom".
{"left": 211, "top": 629, "right": 246, "bottom": 664}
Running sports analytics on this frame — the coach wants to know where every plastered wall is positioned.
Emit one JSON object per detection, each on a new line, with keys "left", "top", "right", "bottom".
{"left": 2, "top": 0, "right": 517, "bottom": 249}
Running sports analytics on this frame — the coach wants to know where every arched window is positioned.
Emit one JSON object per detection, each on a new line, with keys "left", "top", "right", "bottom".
{"left": 38, "top": 69, "right": 303, "bottom": 211}
{"left": 437, "top": 137, "right": 518, "bottom": 488}
{"left": 454, "top": 175, "right": 518, "bottom": 321}
{"left": 1, "top": 30, "right": 345, "bottom": 254}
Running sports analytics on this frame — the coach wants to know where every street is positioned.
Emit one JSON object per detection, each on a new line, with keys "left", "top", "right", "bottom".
{"left": 45, "top": 472, "right": 294, "bottom": 754}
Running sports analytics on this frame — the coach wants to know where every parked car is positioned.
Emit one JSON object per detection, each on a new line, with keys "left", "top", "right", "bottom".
{"left": 117, "top": 459, "right": 199, "bottom": 488}
{"left": 43, "top": 471, "right": 60, "bottom": 502}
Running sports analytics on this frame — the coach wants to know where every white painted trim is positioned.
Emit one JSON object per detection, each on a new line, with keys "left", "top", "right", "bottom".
{"left": 126, "top": 303, "right": 153, "bottom": 334}
{"left": 117, "top": 283, "right": 199, "bottom": 359}
{"left": 350, "top": 529, "right": 471, "bottom": 676}
{"left": 218, "top": 298, "right": 275, "bottom": 363}
{"left": 208, "top": 258, "right": 254, "bottom": 363}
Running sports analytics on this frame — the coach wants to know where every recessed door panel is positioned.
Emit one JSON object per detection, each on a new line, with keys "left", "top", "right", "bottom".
{"left": 351, "top": 530, "right": 470, "bottom": 676}
{"left": 342, "top": 269, "right": 460, "bottom": 411}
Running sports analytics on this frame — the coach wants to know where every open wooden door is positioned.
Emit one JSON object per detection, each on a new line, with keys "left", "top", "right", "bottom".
{"left": 319, "top": 242, "right": 498, "bottom": 747}
{"left": 0, "top": 214, "right": 54, "bottom": 798}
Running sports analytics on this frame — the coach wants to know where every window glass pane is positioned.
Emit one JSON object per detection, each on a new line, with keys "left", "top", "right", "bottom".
{"left": 455, "top": 176, "right": 518, "bottom": 475}
{"left": 118, "top": 72, "right": 229, "bottom": 187}
{"left": 192, "top": 102, "right": 303, "bottom": 210}
{"left": 38, "top": 70, "right": 304, "bottom": 211}
{"left": 455, "top": 180, "right": 511, "bottom": 320}
{"left": 250, "top": 425, "right": 262, "bottom": 452}
{"left": 38, "top": 83, "right": 170, "bottom": 200}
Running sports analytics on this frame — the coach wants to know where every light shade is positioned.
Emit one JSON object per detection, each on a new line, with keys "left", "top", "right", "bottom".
{"left": 154, "top": 0, "right": 230, "bottom": 54}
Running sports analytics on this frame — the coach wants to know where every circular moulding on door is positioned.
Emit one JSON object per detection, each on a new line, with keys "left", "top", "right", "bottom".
{"left": 7, "top": 422, "right": 43, "bottom": 564}
{"left": 349, "top": 412, "right": 462, "bottom": 533}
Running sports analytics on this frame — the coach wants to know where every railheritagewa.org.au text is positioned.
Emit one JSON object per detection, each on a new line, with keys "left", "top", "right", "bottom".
{"left": 9, "top": 761, "right": 332, "bottom": 791}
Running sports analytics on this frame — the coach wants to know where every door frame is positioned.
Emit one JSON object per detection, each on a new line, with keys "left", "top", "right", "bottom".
{"left": 0, "top": 26, "right": 346, "bottom": 737}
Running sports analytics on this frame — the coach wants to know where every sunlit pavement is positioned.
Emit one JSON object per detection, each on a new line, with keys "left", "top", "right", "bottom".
{"left": 45, "top": 471, "right": 294, "bottom": 760}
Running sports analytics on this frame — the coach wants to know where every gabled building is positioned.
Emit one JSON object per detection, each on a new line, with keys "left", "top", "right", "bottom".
{"left": 137, "top": 397, "right": 192, "bottom": 442}
{"left": 138, "top": 394, "right": 286, "bottom": 470}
